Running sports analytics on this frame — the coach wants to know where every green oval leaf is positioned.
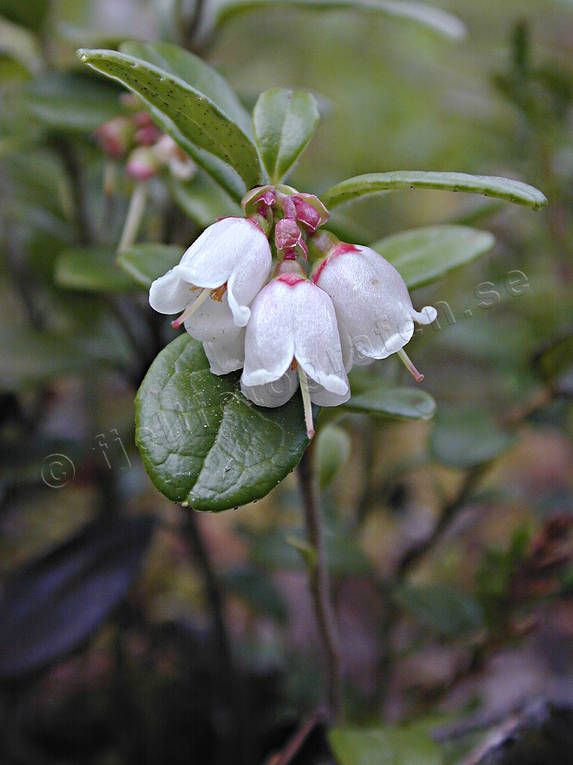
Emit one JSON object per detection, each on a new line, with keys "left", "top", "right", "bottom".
{"left": 135, "top": 334, "right": 309, "bottom": 511}
{"left": 169, "top": 172, "right": 241, "bottom": 228}
{"left": 211, "top": 0, "right": 466, "bottom": 41}
{"left": 117, "top": 243, "right": 182, "bottom": 288}
{"left": 322, "top": 171, "right": 548, "bottom": 210}
{"left": 343, "top": 385, "right": 436, "bottom": 421}
{"left": 430, "top": 406, "right": 514, "bottom": 469}
{"left": 394, "top": 584, "right": 484, "bottom": 637}
{"left": 119, "top": 41, "right": 253, "bottom": 138}
{"left": 329, "top": 725, "right": 443, "bottom": 765}
{"left": 23, "top": 72, "right": 121, "bottom": 133}
{"left": 314, "top": 424, "right": 351, "bottom": 491}
{"left": 77, "top": 48, "right": 262, "bottom": 194}
{"left": 55, "top": 247, "right": 137, "bottom": 292}
{"left": 253, "top": 88, "right": 319, "bottom": 183}
{"left": 370, "top": 225, "right": 495, "bottom": 289}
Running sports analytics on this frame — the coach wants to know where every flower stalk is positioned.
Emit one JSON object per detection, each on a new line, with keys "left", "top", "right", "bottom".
{"left": 117, "top": 182, "right": 147, "bottom": 253}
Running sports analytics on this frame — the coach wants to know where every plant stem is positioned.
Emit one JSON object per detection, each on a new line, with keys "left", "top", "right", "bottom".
{"left": 297, "top": 445, "right": 343, "bottom": 722}
{"left": 268, "top": 708, "right": 326, "bottom": 765}
{"left": 117, "top": 182, "right": 147, "bottom": 253}
{"left": 50, "top": 136, "right": 91, "bottom": 246}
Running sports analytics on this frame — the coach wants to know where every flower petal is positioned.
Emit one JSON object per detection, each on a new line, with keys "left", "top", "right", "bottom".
{"left": 292, "top": 281, "right": 349, "bottom": 397}
{"left": 241, "top": 281, "right": 295, "bottom": 387}
{"left": 148, "top": 264, "right": 191, "bottom": 314}
{"left": 177, "top": 217, "right": 270, "bottom": 291}
{"left": 241, "top": 369, "right": 299, "bottom": 407}
{"left": 203, "top": 326, "right": 245, "bottom": 375}
{"left": 184, "top": 292, "right": 237, "bottom": 342}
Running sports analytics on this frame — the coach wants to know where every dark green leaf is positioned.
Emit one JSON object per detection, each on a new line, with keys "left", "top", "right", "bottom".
{"left": 23, "top": 72, "right": 122, "bottom": 133}
{"left": 315, "top": 424, "right": 351, "bottom": 490}
{"left": 119, "top": 41, "right": 252, "bottom": 137}
{"left": 117, "top": 243, "right": 182, "bottom": 288}
{"left": 78, "top": 48, "right": 261, "bottom": 193}
{"left": 430, "top": 406, "right": 514, "bottom": 469}
{"left": 394, "top": 584, "right": 484, "bottom": 636}
{"left": 322, "top": 171, "right": 548, "bottom": 210}
{"left": 55, "top": 247, "right": 137, "bottom": 292}
{"left": 343, "top": 385, "right": 436, "bottom": 421}
{"left": 253, "top": 88, "right": 319, "bottom": 182}
{"left": 370, "top": 225, "right": 495, "bottom": 289}
{"left": 135, "top": 334, "right": 309, "bottom": 511}
{"left": 533, "top": 331, "right": 573, "bottom": 385}
{"left": 0, "top": 0, "right": 49, "bottom": 32}
{"left": 329, "top": 725, "right": 443, "bottom": 765}
{"left": 0, "top": 516, "right": 155, "bottom": 679}
{"left": 169, "top": 172, "right": 241, "bottom": 228}
{"left": 211, "top": 0, "right": 466, "bottom": 41}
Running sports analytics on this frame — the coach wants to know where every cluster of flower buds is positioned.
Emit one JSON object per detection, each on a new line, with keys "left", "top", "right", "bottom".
{"left": 149, "top": 185, "right": 437, "bottom": 438}
{"left": 95, "top": 94, "right": 195, "bottom": 183}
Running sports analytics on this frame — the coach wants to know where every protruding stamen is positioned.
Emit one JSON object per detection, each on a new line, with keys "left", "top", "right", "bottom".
{"left": 397, "top": 348, "right": 424, "bottom": 382}
{"left": 171, "top": 288, "right": 211, "bottom": 328}
{"left": 297, "top": 365, "right": 315, "bottom": 439}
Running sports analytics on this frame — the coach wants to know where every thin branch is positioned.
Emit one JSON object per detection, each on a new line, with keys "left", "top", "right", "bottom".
{"left": 183, "top": 0, "right": 207, "bottom": 51}
{"left": 267, "top": 708, "right": 327, "bottom": 765}
{"left": 396, "top": 464, "right": 488, "bottom": 580}
{"left": 297, "top": 445, "right": 343, "bottom": 722}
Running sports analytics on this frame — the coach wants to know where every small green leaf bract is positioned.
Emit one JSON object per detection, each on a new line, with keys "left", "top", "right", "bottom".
{"left": 322, "top": 171, "right": 548, "bottom": 210}
{"left": 371, "top": 225, "right": 495, "bottom": 289}
{"left": 343, "top": 385, "right": 436, "bottom": 421}
{"left": 55, "top": 247, "right": 137, "bottom": 292}
{"left": 329, "top": 725, "right": 443, "bottom": 765}
{"left": 253, "top": 88, "right": 319, "bottom": 183}
{"left": 135, "top": 334, "right": 309, "bottom": 511}
{"left": 117, "top": 243, "right": 182, "bottom": 288}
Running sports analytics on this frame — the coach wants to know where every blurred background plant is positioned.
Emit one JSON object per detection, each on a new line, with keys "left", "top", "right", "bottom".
{"left": 1, "top": 1, "right": 573, "bottom": 763}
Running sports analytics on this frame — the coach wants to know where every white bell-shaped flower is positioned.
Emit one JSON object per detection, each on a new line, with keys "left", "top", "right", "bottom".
{"left": 312, "top": 243, "right": 437, "bottom": 380}
{"left": 241, "top": 261, "right": 350, "bottom": 438}
{"left": 149, "top": 217, "right": 272, "bottom": 372}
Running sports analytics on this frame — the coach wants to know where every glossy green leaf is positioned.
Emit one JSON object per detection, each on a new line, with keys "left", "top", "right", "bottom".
{"left": 430, "top": 406, "right": 514, "bottom": 469}
{"left": 315, "top": 424, "right": 351, "bottom": 491}
{"left": 329, "top": 725, "right": 443, "bottom": 765}
{"left": 322, "top": 171, "right": 548, "bottom": 210}
{"left": 211, "top": 1, "right": 466, "bottom": 41}
{"left": 253, "top": 88, "right": 319, "bottom": 182}
{"left": 117, "top": 243, "right": 182, "bottom": 288}
{"left": 135, "top": 334, "right": 309, "bottom": 511}
{"left": 119, "top": 41, "right": 252, "bottom": 137}
{"left": 394, "top": 584, "right": 484, "bottom": 636}
{"left": 55, "top": 247, "right": 137, "bottom": 292}
{"left": 371, "top": 225, "right": 495, "bottom": 289}
{"left": 23, "top": 72, "right": 121, "bottom": 133}
{"left": 169, "top": 172, "right": 241, "bottom": 228}
{"left": 78, "top": 48, "right": 261, "bottom": 194}
{"left": 343, "top": 385, "right": 436, "bottom": 420}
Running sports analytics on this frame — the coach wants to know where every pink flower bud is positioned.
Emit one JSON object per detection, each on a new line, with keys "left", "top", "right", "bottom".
{"left": 275, "top": 218, "right": 307, "bottom": 261}
{"left": 125, "top": 146, "right": 162, "bottom": 181}
{"left": 135, "top": 125, "right": 162, "bottom": 146}
{"left": 95, "top": 116, "right": 135, "bottom": 159}
{"left": 292, "top": 193, "right": 330, "bottom": 233}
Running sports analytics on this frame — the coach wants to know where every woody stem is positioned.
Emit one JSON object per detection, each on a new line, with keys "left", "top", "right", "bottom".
{"left": 297, "top": 444, "right": 343, "bottom": 722}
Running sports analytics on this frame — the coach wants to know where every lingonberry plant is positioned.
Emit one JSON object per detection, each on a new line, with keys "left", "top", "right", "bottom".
{"left": 77, "top": 33, "right": 547, "bottom": 744}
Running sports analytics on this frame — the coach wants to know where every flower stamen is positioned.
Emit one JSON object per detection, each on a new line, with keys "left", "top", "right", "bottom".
{"left": 210, "top": 283, "right": 227, "bottom": 302}
{"left": 397, "top": 348, "right": 424, "bottom": 382}
{"left": 171, "top": 287, "right": 211, "bottom": 328}
{"left": 297, "top": 365, "right": 315, "bottom": 439}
